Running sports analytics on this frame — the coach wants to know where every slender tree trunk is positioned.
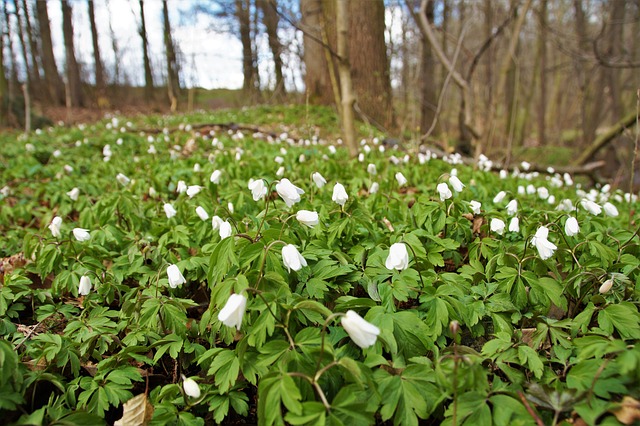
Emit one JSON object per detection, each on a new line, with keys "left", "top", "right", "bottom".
{"left": 61, "top": 0, "right": 84, "bottom": 108}
{"left": 336, "top": 0, "right": 357, "bottom": 157}
{"left": 36, "top": 0, "right": 64, "bottom": 104}
{"left": 0, "top": 1, "right": 7, "bottom": 126}
{"left": 348, "top": 0, "right": 394, "bottom": 130}
{"left": 162, "top": 0, "right": 179, "bottom": 111}
{"left": 87, "top": 0, "right": 106, "bottom": 93}
{"left": 259, "top": 0, "right": 285, "bottom": 98}
{"left": 105, "top": 0, "right": 119, "bottom": 84}
{"left": 4, "top": 0, "right": 19, "bottom": 97}
{"left": 483, "top": 0, "right": 493, "bottom": 122}
{"left": 236, "top": 0, "right": 257, "bottom": 99}
{"left": 300, "top": 0, "right": 332, "bottom": 104}
{"left": 420, "top": 0, "right": 436, "bottom": 134}
{"left": 13, "top": 0, "right": 31, "bottom": 89}
{"left": 21, "top": 0, "right": 41, "bottom": 92}
{"left": 605, "top": 0, "right": 625, "bottom": 119}
{"left": 537, "top": 0, "right": 547, "bottom": 146}
{"left": 139, "top": 0, "right": 154, "bottom": 99}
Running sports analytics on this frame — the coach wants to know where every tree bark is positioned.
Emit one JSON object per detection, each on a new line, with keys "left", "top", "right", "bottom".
{"left": 0, "top": 1, "right": 7, "bottom": 126}
{"left": 138, "top": 0, "right": 153, "bottom": 99}
{"left": 574, "top": 111, "right": 638, "bottom": 165}
{"left": 420, "top": 0, "right": 436, "bottom": 134}
{"left": 537, "top": 0, "right": 547, "bottom": 146}
{"left": 21, "top": 0, "right": 41, "bottom": 92}
{"left": 87, "top": 0, "right": 106, "bottom": 93}
{"left": 336, "top": 0, "right": 357, "bottom": 157}
{"left": 162, "top": 0, "right": 179, "bottom": 111}
{"left": 236, "top": 0, "right": 258, "bottom": 99}
{"left": 300, "top": 0, "right": 332, "bottom": 104}
{"left": 259, "top": 0, "right": 285, "bottom": 98}
{"left": 348, "top": 0, "right": 394, "bottom": 130}
{"left": 61, "top": 0, "right": 84, "bottom": 108}
{"left": 36, "top": 0, "right": 64, "bottom": 104}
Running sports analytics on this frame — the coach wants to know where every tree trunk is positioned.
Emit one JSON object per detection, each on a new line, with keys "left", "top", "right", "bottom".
{"left": 348, "top": 0, "right": 394, "bottom": 130}
{"left": 336, "top": 0, "right": 357, "bottom": 157}
{"left": 420, "top": 0, "right": 436, "bottom": 134}
{"left": 21, "top": 0, "right": 42, "bottom": 93}
{"left": 36, "top": 0, "right": 64, "bottom": 104}
{"left": 300, "top": 0, "right": 332, "bottom": 104}
{"left": 61, "top": 0, "right": 84, "bottom": 108}
{"left": 259, "top": 0, "right": 285, "bottom": 98}
{"left": 105, "top": 0, "right": 119, "bottom": 84}
{"left": 0, "top": 2, "right": 7, "bottom": 126}
{"left": 162, "top": 0, "right": 179, "bottom": 111}
{"left": 537, "top": 0, "right": 547, "bottom": 146}
{"left": 138, "top": 0, "right": 153, "bottom": 100}
{"left": 14, "top": 0, "right": 31, "bottom": 89}
{"left": 87, "top": 0, "right": 106, "bottom": 93}
{"left": 236, "top": 0, "right": 257, "bottom": 99}
{"left": 604, "top": 0, "right": 625, "bottom": 119}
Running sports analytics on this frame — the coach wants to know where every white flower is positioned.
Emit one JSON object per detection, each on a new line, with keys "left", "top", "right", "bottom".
{"left": 580, "top": 199, "right": 602, "bottom": 215}
{"left": 211, "top": 215, "right": 224, "bottom": 230}
{"left": 274, "top": 156, "right": 284, "bottom": 164}
{"left": 312, "top": 172, "right": 327, "bottom": 189}
{"left": 78, "top": 275, "right": 92, "bottom": 295}
{"left": 526, "top": 185, "right": 536, "bottom": 195}
{"left": 500, "top": 170, "right": 508, "bottom": 179}
{"left": 565, "top": 217, "right": 579, "bottom": 236}
{"left": 599, "top": 278, "right": 614, "bottom": 294}
{"left": 537, "top": 187, "right": 549, "bottom": 199}
{"left": 341, "top": 310, "right": 380, "bottom": 349}
{"left": 193, "top": 163, "right": 201, "bottom": 172}
{"left": 296, "top": 210, "right": 319, "bottom": 228}
{"left": 73, "top": 228, "right": 90, "bottom": 241}
{"left": 493, "top": 191, "right": 506, "bottom": 203}
{"left": 509, "top": 217, "right": 520, "bottom": 233}
{"left": 469, "top": 200, "right": 481, "bottom": 215}
{"left": 195, "top": 206, "right": 209, "bottom": 221}
{"left": 449, "top": 176, "right": 465, "bottom": 192}
{"left": 147, "top": 145, "right": 157, "bottom": 154}
{"left": 219, "top": 221, "right": 233, "bottom": 239}
{"left": 385, "top": 243, "right": 409, "bottom": 270}
{"left": 64, "top": 164, "right": 73, "bottom": 173}
{"left": 149, "top": 187, "right": 157, "bottom": 197}
{"left": 358, "top": 153, "right": 365, "bottom": 162}
{"left": 367, "top": 163, "right": 377, "bottom": 175}
{"left": 395, "top": 172, "right": 407, "bottom": 187}
{"left": 67, "top": 187, "right": 80, "bottom": 201}
{"left": 332, "top": 183, "right": 349, "bottom": 206}
{"left": 276, "top": 166, "right": 285, "bottom": 177}
{"left": 490, "top": 218, "right": 505, "bottom": 235}
{"left": 603, "top": 202, "right": 619, "bottom": 217}
{"left": 167, "top": 264, "right": 186, "bottom": 288}
{"left": 506, "top": 200, "right": 518, "bottom": 216}
{"left": 369, "top": 182, "right": 379, "bottom": 194}
{"left": 436, "top": 182, "right": 452, "bottom": 201}
{"left": 48, "top": 216, "right": 62, "bottom": 238}
{"left": 532, "top": 226, "right": 557, "bottom": 260}
{"left": 116, "top": 173, "right": 130, "bottom": 186}
{"left": 176, "top": 181, "right": 187, "bottom": 194}
{"left": 248, "top": 179, "right": 267, "bottom": 201}
{"left": 164, "top": 203, "right": 177, "bottom": 219}
{"left": 227, "top": 202, "right": 234, "bottom": 214}
{"left": 182, "top": 376, "right": 201, "bottom": 399}
{"left": 210, "top": 170, "right": 222, "bottom": 184}
{"left": 328, "top": 145, "right": 336, "bottom": 154}
{"left": 218, "top": 293, "right": 247, "bottom": 330}
{"left": 521, "top": 161, "right": 531, "bottom": 171}
{"left": 186, "top": 185, "right": 202, "bottom": 198}
{"left": 276, "top": 178, "right": 304, "bottom": 207}
{"left": 282, "top": 244, "right": 307, "bottom": 272}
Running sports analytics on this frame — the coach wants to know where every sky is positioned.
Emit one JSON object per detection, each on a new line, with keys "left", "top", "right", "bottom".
{"left": 42, "top": 0, "right": 305, "bottom": 91}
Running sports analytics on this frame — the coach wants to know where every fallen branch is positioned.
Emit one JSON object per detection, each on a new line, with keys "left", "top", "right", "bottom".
{"left": 574, "top": 111, "right": 639, "bottom": 166}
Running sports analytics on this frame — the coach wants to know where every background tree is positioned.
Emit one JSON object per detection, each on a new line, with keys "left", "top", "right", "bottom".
{"left": 139, "top": 0, "right": 153, "bottom": 101}
{"left": 162, "top": 0, "right": 180, "bottom": 111}
{"left": 20, "top": 0, "right": 41, "bottom": 95}
{"left": 258, "top": 0, "right": 285, "bottom": 98}
{"left": 87, "top": 0, "right": 106, "bottom": 99}
{"left": 61, "top": 0, "right": 83, "bottom": 108}
{"left": 236, "top": 0, "right": 259, "bottom": 99}
{"left": 0, "top": 1, "right": 7, "bottom": 126}
{"left": 36, "top": 0, "right": 64, "bottom": 104}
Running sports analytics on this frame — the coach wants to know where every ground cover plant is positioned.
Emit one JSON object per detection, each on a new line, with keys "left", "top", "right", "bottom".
{"left": 1, "top": 105, "right": 639, "bottom": 425}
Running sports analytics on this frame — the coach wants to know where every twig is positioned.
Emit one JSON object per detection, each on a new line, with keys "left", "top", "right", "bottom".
{"left": 517, "top": 391, "right": 545, "bottom": 426}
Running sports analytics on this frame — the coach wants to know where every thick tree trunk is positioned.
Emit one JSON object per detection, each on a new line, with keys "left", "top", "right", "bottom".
{"left": 336, "top": 0, "right": 357, "bottom": 157}
{"left": 348, "top": 0, "right": 394, "bottom": 130}
{"left": 259, "top": 0, "right": 285, "bottom": 98}
{"left": 87, "top": 0, "right": 106, "bottom": 93}
{"left": 162, "top": 0, "right": 179, "bottom": 111}
{"left": 61, "top": 0, "right": 84, "bottom": 108}
{"left": 236, "top": 0, "right": 258, "bottom": 99}
{"left": 36, "top": 0, "right": 64, "bottom": 104}
{"left": 300, "top": 0, "right": 332, "bottom": 104}
{"left": 420, "top": 0, "right": 436, "bottom": 134}
{"left": 21, "top": 0, "right": 41, "bottom": 92}
{"left": 139, "top": 0, "right": 153, "bottom": 100}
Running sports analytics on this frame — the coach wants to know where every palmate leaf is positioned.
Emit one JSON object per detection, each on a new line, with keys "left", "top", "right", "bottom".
{"left": 597, "top": 302, "right": 640, "bottom": 340}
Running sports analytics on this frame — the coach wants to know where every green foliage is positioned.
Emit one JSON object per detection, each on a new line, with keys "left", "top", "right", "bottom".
{"left": 0, "top": 105, "right": 639, "bottom": 424}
